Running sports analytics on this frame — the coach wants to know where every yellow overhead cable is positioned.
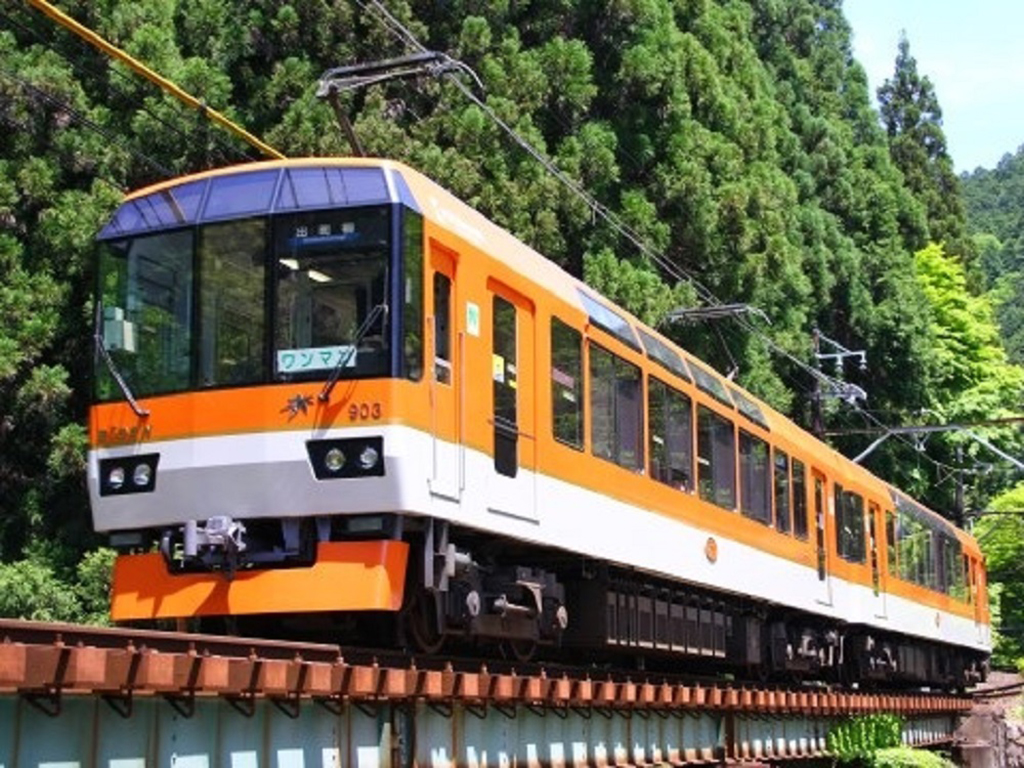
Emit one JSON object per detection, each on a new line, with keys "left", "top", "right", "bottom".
{"left": 26, "top": 0, "right": 285, "bottom": 160}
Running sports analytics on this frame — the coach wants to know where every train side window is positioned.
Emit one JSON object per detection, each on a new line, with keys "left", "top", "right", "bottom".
{"left": 97, "top": 230, "right": 193, "bottom": 399}
{"left": 964, "top": 554, "right": 973, "bottom": 604}
{"left": 835, "top": 487, "right": 866, "bottom": 563}
{"left": 936, "top": 533, "right": 947, "bottom": 593}
{"left": 697, "top": 405, "right": 736, "bottom": 510}
{"left": 551, "top": 318, "right": 583, "bottom": 449}
{"left": 956, "top": 545, "right": 967, "bottom": 599}
{"left": 898, "top": 511, "right": 925, "bottom": 585}
{"left": 814, "top": 475, "right": 826, "bottom": 579}
{"left": 649, "top": 377, "right": 693, "bottom": 491}
{"left": 774, "top": 450, "right": 791, "bottom": 534}
{"left": 906, "top": 516, "right": 935, "bottom": 589}
{"left": 869, "top": 502, "right": 880, "bottom": 594}
{"left": 434, "top": 273, "right": 452, "bottom": 384}
{"left": 885, "top": 509, "right": 898, "bottom": 574}
{"left": 493, "top": 295, "right": 518, "bottom": 477}
{"left": 739, "top": 430, "right": 770, "bottom": 524}
{"left": 589, "top": 343, "right": 643, "bottom": 470}
{"left": 944, "top": 534, "right": 965, "bottom": 598}
{"left": 924, "top": 527, "right": 936, "bottom": 589}
{"left": 792, "top": 459, "right": 808, "bottom": 539}
{"left": 404, "top": 211, "right": 424, "bottom": 381}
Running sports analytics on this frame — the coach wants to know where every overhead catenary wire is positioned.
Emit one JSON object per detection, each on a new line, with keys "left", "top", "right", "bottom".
{"left": 0, "top": 6, "right": 256, "bottom": 168}
{"left": 0, "top": 65, "right": 169, "bottom": 183}
{"left": 355, "top": 0, "right": 1003, "bottom": 484}
{"left": 357, "top": 0, "right": 868, "bottom": 394}
{"left": 24, "top": 0, "right": 285, "bottom": 161}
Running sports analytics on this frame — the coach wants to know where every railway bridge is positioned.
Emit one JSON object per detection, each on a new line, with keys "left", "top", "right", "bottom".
{"left": 0, "top": 620, "right": 966, "bottom": 767}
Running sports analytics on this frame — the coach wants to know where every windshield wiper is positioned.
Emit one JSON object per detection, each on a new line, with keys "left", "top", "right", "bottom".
{"left": 94, "top": 301, "right": 149, "bottom": 418}
{"left": 318, "top": 302, "right": 389, "bottom": 403}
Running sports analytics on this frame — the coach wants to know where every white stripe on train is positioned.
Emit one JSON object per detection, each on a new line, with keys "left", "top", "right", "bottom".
{"left": 89, "top": 423, "right": 989, "bottom": 651}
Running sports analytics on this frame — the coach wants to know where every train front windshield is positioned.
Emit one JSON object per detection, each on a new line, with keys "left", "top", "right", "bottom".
{"left": 94, "top": 166, "right": 423, "bottom": 400}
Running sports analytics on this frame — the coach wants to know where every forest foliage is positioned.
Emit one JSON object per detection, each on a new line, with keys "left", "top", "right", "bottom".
{"left": 963, "top": 145, "right": 1024, "bottom": 366}
{"left": 0, "top": 0, "right": 1021, "bottom": 652}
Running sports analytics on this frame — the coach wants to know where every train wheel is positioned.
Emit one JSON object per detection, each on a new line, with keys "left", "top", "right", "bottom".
{"left": 406, "top": 588, "right": 445, "bottom": 655}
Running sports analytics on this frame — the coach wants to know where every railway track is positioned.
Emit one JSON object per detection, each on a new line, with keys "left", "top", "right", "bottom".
{"left": 971, "top": 678, "right": 1024, "bottom": 700}
{"left": 0, "top": 618, "right": 969, "bottom": 716}
{"left": 0, "top": 618, "right": 975, "bottom": 766}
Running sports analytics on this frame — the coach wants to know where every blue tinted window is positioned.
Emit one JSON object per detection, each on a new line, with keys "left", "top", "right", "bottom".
{"left": 578, "top": 290, "right": 638, "bottom": 349}
{"left": 99, "top": 165, "right": 414, "bottom": 241}
{"left": 276, "top": 168, "right": 344, "bottom": 209}
{"left": 638, "top": 328, "right": 691, "bottom": 381}
{"left": 730, "top": 387, "right": 768, "bottom": 429}
{"left": 344, "top": 168, "right": 390, "bottom": 204}
{"left": 690, "top": 361, "right": 734, "bottom": 408}
{"left": 203, "top": 170, "right": 279, "bottom": 219}
{"left": 99, "top": 180, "right": 206, "bottom": 237}
{"left": 275, "top": 167, "right": 391, "bottom": 210}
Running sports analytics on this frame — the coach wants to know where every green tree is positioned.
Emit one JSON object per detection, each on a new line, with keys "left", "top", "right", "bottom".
{"left": 914, "top": 243, "right": 1023, "bottom": 412}
{"left": 909, "top": 243, "right": 1024, "bottom": 512}
{"left": 974, "top": 482, "right": 1024, "bottom": 666}
{"left": 877, "top": 34, "right": 974, "bottom": 275}
{"left": 962, "top": 146, "right": 1024, "bottom": 363}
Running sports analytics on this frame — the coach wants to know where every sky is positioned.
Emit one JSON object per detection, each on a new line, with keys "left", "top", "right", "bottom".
{"left": 844, "top": 0, "right": 1024, "bottom": 173}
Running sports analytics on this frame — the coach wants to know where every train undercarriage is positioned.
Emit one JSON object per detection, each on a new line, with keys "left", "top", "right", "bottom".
{"left": 126, "top": 512, "right": 987, "bottom": 690}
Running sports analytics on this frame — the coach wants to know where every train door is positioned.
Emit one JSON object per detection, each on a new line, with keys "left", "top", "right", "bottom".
{"left": 813, "top": 470, "right": 832, "bottom": 606}
{"left": 427, "top": 245, "right": 460, "bottom": 501}
{"left": 486, "top": 281, "right": 537, "bottom": 521}
{"left": 869, "top": 502, "right": 887, "bottom": 618}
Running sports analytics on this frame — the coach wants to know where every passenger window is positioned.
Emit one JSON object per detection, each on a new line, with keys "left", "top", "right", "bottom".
{"left": 898, "top": 512, "right": 929, "bottom": 585}
{"left": 774, "top": 450, "right": 791, "bottom": 534}
{"left": 589, "top": 343, "right": 643, "bottom": 470}
{"left": 434, "top": 273, "right": 452, "bottom": 384}
{"left": 814, "top": 475, "right": 826, "bottom": 579}
{"left": 964, "top": 555, "right": 973, "bottom": 604}
{"left": 697, "top": 405, "right": 735, "bottom": 509}
{"left": 648, "top": 377, "right": 693, "bottom": 491}
{"left": 551, "top": 318, "right": 583, "bottom": 448}
{"left": 869, "top": 503, "right": 880, "bottom": 593}
{"left": 792, "top": 458, "right": 808, "bottom": 539}
{"left": 943, "top": 534, "right": 965, "bottom": 598}
{"left": 835, "top": 486, "right": 866, "bottom": 563}
{"left": 893, "top": 497, "right": 951, "bottom": 593}
{"left": 493, "top": 296, "right": 517, "bottom": 477}
{"left": 403, "top": 211, "right": 424, "bottom": 381}
{"left": 739, "top": 431, "right": 770, "bottom": 524}
{"left": 885, "top": 510, "right": 897, "bottom": 574}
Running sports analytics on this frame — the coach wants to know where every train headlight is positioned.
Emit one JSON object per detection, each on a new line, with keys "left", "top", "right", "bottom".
{"left": 132, "top": 463, "right": 152, "bottom": 487}
{"left": 98, "top": 454, "right": 159, "bottom": 495}
{"left": 358, "top": 445, "right": 379, "bottom": 470}
{"left": 307, "top": 437, "right": 384, "bottom": 479}
{"left": 324, "top": 447, "right": 346, "bottom": 473}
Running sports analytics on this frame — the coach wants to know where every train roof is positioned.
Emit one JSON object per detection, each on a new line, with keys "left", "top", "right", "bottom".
{"left": 99, "top": 158, "right": 975, "bottom": 547}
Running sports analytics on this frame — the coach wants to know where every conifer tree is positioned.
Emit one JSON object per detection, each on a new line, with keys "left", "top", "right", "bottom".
{"left": 877, "top": 34, "right": 974, "bottom": 271}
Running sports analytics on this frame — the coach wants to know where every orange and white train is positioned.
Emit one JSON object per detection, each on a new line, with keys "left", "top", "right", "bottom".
{"left": 89, "top": 158, "right": 990, "bottom": 685}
